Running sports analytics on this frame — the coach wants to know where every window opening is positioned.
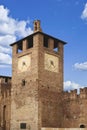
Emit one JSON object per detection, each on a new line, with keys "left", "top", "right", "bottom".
{"left": 44, "top": 36, "right": 48, "bottom": 48}
{"left": 17, "top": 41, "right": 23, "bottom": 53}
{"left": 27, "top": 36, "right": 33, "bottom": 49}
{"left": 20, "top": 123, "right": 26, "bottom": 129}
{"left": 53, "top": 40, "right": 58, "bottom": 52}
{"left": 5, "top": 78, "right": 8, "bottom": 83}
{"left": 80, "top": 124, "right": 85, "bottom": 128}
{"left": 22, "top": 79, "right": 26, "bottom": 86}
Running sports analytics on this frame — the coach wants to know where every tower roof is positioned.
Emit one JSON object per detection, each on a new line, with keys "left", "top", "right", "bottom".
{"left": 10, "top": 20, "right": 67, "bottom": 46}
{"left": 10, "top": 31, "right": 67, "bottom": 46}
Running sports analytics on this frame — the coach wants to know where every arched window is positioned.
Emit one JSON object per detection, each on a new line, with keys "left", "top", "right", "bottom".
{"left": 80, "top": 124, "right": 85, "bottom": 128}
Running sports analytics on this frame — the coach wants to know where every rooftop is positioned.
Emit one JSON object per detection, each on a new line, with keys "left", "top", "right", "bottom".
{"left": 10, "top": 20, "right": 67, "bottom": 46}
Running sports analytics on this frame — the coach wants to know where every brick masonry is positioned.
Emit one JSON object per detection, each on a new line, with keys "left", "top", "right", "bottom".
{"left": 0, "top": 20, "right": 87, "bottom": 130}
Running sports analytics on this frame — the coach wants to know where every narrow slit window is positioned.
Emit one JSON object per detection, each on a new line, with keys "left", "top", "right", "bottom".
{"left": 5, "top": 78, "right": 8, "bottom": 83}
{"left": 22, "top": 79, "right": 26, "bottom": 86}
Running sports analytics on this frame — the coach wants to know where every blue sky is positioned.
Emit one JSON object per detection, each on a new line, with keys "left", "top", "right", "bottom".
{"left": 0, "top": 0, "right": 87, "bottom": 92}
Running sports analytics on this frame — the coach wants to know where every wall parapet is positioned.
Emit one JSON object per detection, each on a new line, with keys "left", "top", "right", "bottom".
{"left": 63, "top": 87, "right": 87, "bottom": 100}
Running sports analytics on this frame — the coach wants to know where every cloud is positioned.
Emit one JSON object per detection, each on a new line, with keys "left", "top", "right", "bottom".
{"left": 81, "top": 3, "right": 87, "bottom": 20}
{"left": 64, "top": 81, "right": 84, "bottom": 93}
{"left": 0, "top": 5, "right": 33, "bottom": 68}
{"left": 0, "top": 64, "right": 11, "bottom": 68}
{"left": 0, "top": 46, "right": 11, "bottom": 54}
{"left": 0, "top": 35, "right": 16, "bottom": 47}
{"left": 0, "top": 53, "right": 12, "bottom": 65}
{"left": 74, "top": 62, "right": 87, "bottom": 71}
{"left": 0, "top": 5, "right": 33, "bottom": 37}
{"left": 0, "top": 5, "right": 9, "bottom": 22}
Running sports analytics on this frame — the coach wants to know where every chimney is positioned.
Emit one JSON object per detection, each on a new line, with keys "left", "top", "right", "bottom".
{"left": 33, "top": 20, "right": 42, "bottom": 32}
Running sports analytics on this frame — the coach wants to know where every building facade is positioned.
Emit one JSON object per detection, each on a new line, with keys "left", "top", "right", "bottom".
{"left": 0, "top": 20, "right": 87, "bottom": 130}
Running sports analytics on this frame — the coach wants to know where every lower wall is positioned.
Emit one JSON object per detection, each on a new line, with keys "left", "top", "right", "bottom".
{"left": 40, "top": 90, "right": 63, "bottom": 128}
{"left": 62, "top": 97, "right": 87, "bottom": 128}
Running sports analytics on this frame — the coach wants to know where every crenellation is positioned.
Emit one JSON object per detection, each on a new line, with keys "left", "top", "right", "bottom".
{"left": 63, "top": 89, "right": 78, "bottom": 101}
{"left": 79, "top": 88, "right": 87, "bottom": 99}
{"left": 80, "top": 87, "right": 87, "bottom": 93}
{"left": 69, "top": 89, "right": 77, "bottom": 100}
{"left": 63, "top": 88, "right": 87, "bottom": 101}
{"left": 63, "top": 91, "right": 70, "bottom": 100}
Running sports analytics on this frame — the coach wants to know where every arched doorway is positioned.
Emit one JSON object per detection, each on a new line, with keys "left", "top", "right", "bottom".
{"left": 80, "top": 124, "right": 85, "bottom": 128}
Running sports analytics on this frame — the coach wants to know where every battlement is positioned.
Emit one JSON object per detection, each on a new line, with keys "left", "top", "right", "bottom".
{"left": 63, "top": 87, "right": 87, "bottom": 100}
{"left": 0, "top": 76, "right": 12, "bottom": 98}
{"left": 0, "top": 75, "right": 11, "bottom": 84}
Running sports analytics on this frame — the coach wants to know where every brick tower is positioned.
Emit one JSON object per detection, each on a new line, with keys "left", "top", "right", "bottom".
{"left": 10, "top": 20, "right": 66, "bottom": 130}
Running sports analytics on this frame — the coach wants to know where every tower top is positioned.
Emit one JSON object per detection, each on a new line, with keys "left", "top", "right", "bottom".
{"left": 10, "top": 20, "right": 67, "bottom": 46}
{"left": 33, "top": 20, "right": 42, "bottom": 32}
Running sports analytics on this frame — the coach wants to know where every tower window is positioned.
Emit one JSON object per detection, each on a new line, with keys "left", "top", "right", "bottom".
{"left": 20, "top": 123, "right": 26, "bottom": 129}
{"left": 22, "top": 79, "right": 26, "bottom": 86}
{"left": 44, "top": 36, "right": 48, "bottom": 48}
{"left": 17, "top": 41, "right": 23, "bottom": 53}
{"left": 80, "top": 124, "right": 85, "bottom": 128}
{"left": 27, "top": 36, "right": 33, "bottom": 49}
{"left": 53, "top": 40, "right": 58, "bottom": 53}
{"left": 5, "top": 78, "right": 8, "bottom": 83}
